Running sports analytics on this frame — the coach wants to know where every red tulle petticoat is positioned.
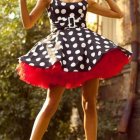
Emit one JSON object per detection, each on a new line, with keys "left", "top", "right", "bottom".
{"left": 16, "top": 48, "right": 132, "bottom": 89}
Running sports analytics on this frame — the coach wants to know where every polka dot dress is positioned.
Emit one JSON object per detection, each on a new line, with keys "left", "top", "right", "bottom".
{"left": 16, "top": 0, "right": 133, "bottom": 89}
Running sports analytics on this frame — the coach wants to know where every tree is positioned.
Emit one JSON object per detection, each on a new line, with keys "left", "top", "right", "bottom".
{"left": 127, "top": 0, "right": 140, "bottom": 139}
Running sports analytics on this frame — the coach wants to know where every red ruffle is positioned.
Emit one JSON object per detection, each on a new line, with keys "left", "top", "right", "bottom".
{"left": 16, "top": 48, "right": 132, "bottom": 89}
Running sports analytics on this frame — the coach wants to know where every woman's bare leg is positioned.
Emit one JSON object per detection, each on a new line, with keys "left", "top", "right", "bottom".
{"left": 29, "top": 85, "right": 65, "bottom": 140}
{"left": 81, "top": 78, "right": 100, "bottom": 140}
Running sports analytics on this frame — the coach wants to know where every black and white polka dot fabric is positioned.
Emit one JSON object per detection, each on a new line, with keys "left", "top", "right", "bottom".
{"left": 18, "top": 0, "right": 132, "bottom": 72}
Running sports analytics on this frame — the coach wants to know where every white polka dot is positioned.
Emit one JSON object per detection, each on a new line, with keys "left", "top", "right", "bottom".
{"left": 85, "top": 50, "right": 87, "bottom": 55}
{"left": 79, "top": 37, "right": 84, "bottom": 41}
{"left": 98, "top": 51, "right": 102, "bottom": 56}
{"left": 29, "top": 63, "right": 34, "bottom": 66}
{"left": 39, "top": 46, "right": 44, "bottom": 50}
{"left": 70, "top": 13, "right": 75, "bottom": 17}
{"left": 36, "top": 58, "right": 41, "bottom": 61}
{"left": 42, "top": 51, "right": 47, "bottom": 55}
{"left": 88, "top": 66, "right": 91, "bottom": 70}
{"left": 95, "top": 37, "right": 100, "bottom": 41}
{"left": 74, "top": 69, "right": 78, "bottom": 72}
{"left": 89, "top": 46, "right": 94, "bottom": 50}
{"left": 26, "top": 58, "right": 31, "bottom": 61}
{"left": 77, "top": 33, "right": 82, "bottom": 36}
{"left": 78, "top": 9, "right": 83, "bottom": 14}
{"left": 48, "top": 44, "right": 53, "bottom": 48}
{"left": 64, "top": 68, "right": 68, "bottom": 71}
{"left": 33, "top": 52, "right": 38, "bottom": 56}
{"left": 88, "top": 39, "right": 92, "bottom": 44}
{"left": 68, "top": 31, "right": 73, "bottom": 35}
{"left": 78, "top": 56, "right": 83, "bottom": 61}
{"left": 39, "top": 62, "right": 45, "bottom": 66}
{"left": 73, "top": 43, "right": 78, "bottom": 48}
{"left": 75, "top": 50, "right": 80, "bottom": 54}
{"left": 76, "top": 28, "right": 81, "bottom": 31}
{"left": 62, "top": 17, "right": 67, "bottom": 21}
{"left": 104, "top": 45, "right": 110, "bottom": 48}
{"left": 55, "top": 9, "right": 59, "bottom": 14}
{"left": 93, "top": 59, "right": 97, "bottom": 64}
{"left": 65, "top": 44, "right": 69, "bottom": 48}
{"left": 61, "top": 2, "right": 66, "bottom": 6}
{"left": 70, "top": 5, "right": 75, "bottom": 9}
{"left": 85, "top": 30, "right": 90, "bottom": 33}
{"left": 80, "top": 64, "right": 84, "bottom": 69}
{"left": 45, "top": 55, "right": 49, "bottom": 58}
{"left": 104, "top": 41, "right": 109, "bottom": 44}
{"left": 78, "top": 2, "right": 83, "bottom": 6}
{"left": 71, "top": 37, "right": 75, "bottom": 42}
{"left": 63, "top": 60, "right": 66, "bottom": 65}
{"left": 67, "top": 50, "right": 71, "bottom": 54}
{"left": 57, "top": 16, "right": 61, "bottom": 20}
{"left": 56, "top": 55, "right": 61, "bottom": 59}
{"left": 83, "top": 5, "right": 86, "bottom": 10}
{"left": 60, "top": 31, "right": 65, "bottom": 35}
{"left": 96, "top": 45, "right": 101, "bottom": 49}
{"left": 60, "top": 22, "right": 65, "bottom": 26}
{"left": 105, "top": 49, "right": 109, "bottom": 51}
{"left": 62, "top": 53, "right": 65, "bottom": 57}
{"left": 69, "top": 56, "right": 74, "bottom": 61}
{"left": 81, "top": 43, "right": 86, "bottom": 48}
{"left": 63, "top": 37, "right": 67, "bottom": 41}
{"left": 71, "top": 62, "right": 76, "bottom": 67}
{"left": 91, "top": 52, "right": 95, "bottom": 57}
{"left": 86, "top": 58, "right": 89, "bottom": 63}
{"left": 95, "top": 41, "right": 100, "bottom": 44}
{"left": 61, "top": 9, "right": 66, "bottom": 14}
{"left": 86, "top": 34, "right": 91, "bottom": 38}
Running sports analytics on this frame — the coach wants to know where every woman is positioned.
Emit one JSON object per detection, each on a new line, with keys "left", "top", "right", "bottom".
{"left": 17, "top": 0, "right": 132, "bottom": 140}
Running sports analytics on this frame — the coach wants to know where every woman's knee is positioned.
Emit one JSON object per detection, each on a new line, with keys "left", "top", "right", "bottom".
{"left": 81, "top": 78, "right": 99, "bottom": 106}
{"left": 40, "top": 98, "right": 57, "bottom": 117}
{"left": 41, "top": 85, "right": 65, "bottom": 117}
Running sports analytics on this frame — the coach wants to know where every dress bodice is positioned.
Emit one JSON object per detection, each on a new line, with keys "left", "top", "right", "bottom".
{"left": 46, "top": 0, "right": 88, "bottom": 32}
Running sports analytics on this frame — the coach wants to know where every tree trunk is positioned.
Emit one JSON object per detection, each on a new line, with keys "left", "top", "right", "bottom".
{"left": 127, "top": 0, "right": 140, "bottom": 140}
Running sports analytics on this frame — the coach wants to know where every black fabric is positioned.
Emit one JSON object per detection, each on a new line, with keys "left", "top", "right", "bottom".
{"left": 18, "top": 0, "right": 132, "bottom": 72}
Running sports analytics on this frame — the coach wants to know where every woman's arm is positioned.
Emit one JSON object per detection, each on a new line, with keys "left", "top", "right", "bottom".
{"left": 19, "top": 0, "right": 50, "bottom": 29}
{"left": 87, "top": 0, "right": 124, "bottom": 18}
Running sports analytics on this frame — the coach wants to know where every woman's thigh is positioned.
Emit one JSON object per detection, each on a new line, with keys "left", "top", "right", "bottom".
{"left": 42, "top": 85, "right": 66, "bottom": 112}
{"left": 81, "top": 78, "right": 100, "bottom": 103}
{"left": 46, "top": 85, "right": 65, "bottom": 100}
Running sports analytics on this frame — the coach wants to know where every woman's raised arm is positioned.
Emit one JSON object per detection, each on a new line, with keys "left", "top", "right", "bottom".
{"left": 19, "top": 0, "right": 49, "bottom": 29}
{"left": 87, "top": 0, "right": 124, "bottom": 18}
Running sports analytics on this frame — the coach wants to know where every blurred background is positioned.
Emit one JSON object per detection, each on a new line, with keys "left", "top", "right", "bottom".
{"left": 0, "top": 0, "right": 140, "bottom": 140}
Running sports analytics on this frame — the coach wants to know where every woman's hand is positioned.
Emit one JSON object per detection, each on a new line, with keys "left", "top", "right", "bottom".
{"left": 87, "top": 0, "right": 124, "bottom": 18}
{"left": 19, "top": 0, "right": 49, "bottom": 29}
